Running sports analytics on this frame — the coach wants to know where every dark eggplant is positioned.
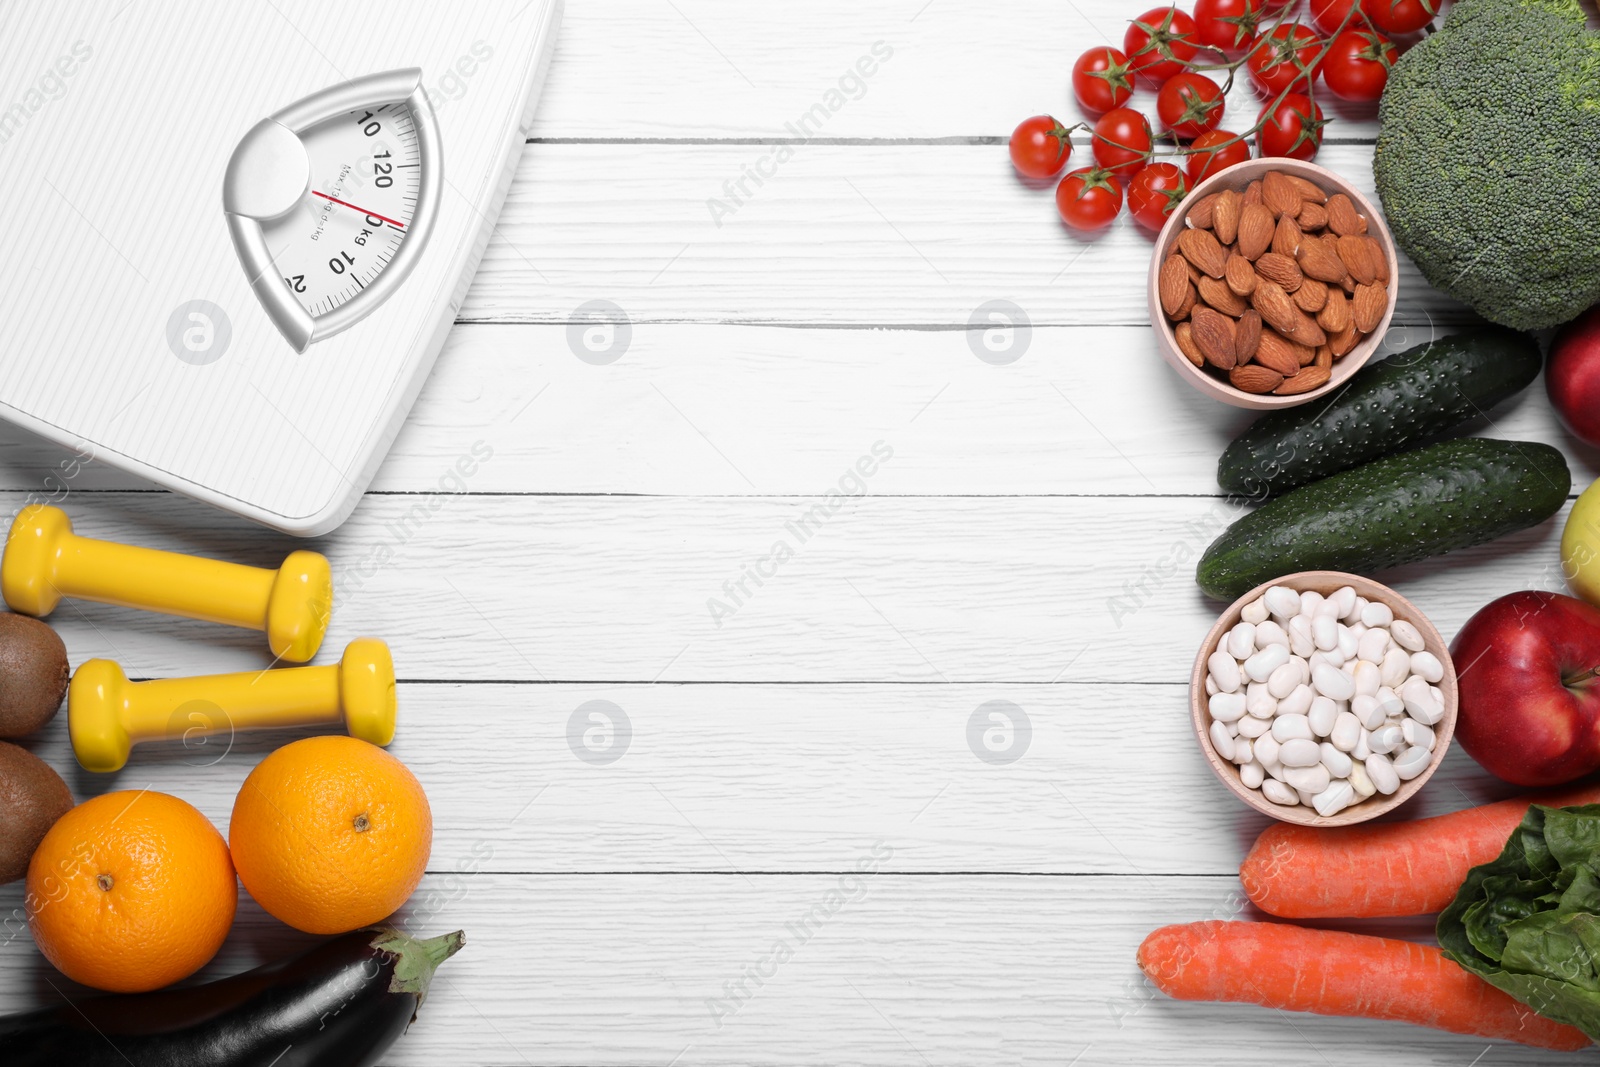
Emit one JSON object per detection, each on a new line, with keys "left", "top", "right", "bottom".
{"left": 0, "top": 926, "right": 463, "bottom": 1067}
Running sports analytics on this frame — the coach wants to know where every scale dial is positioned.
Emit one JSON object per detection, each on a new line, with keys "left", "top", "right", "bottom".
{"left": 223, "top": 69, "right": 441, "bottom": 352}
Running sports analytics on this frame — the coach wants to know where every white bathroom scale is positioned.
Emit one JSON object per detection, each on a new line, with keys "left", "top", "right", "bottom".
{"left": 0, "top": 0, "right": 561, "bottom": 534}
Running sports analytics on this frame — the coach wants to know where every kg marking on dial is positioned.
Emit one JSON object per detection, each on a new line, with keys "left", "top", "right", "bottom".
{"left": 223, "top": 69, "right": 441, "bottom": 352}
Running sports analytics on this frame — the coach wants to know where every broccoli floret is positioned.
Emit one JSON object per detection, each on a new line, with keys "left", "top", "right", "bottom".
{"left": 1374, "top": 0, "right": 1600, "bottom": 330}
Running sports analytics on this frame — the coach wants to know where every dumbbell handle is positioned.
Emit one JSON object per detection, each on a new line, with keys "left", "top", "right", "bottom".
{"left": 51, "top": 535, "right": 278, "bottom": 631}
{"left": 120, "top": 669, "right": 343, "bottom": 740}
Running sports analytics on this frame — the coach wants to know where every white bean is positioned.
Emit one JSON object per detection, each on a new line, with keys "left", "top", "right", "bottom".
{"left": 1313, "top": 781, "right": 1356, "bottom": 817}
{"left": 1299, "top": 590, "right": 1324, "bottom": 618}
{"left": 1233, "top": 737, "right": 1254, "bottom": 765}
{"left": 1391, "top": 619, "right": 1425, "bottom": 652}
{"left": 1268, "top": 661, "right": 1302, "bottom": 699}
{"left": 1263, "top": 758, "right": 1285, "bottom": 781}
{"left": 1312, "top": 662, "right": 1355, "bottom": 701}
{"left": 1410, "top": 651, "right": 1444, "bottom": 684}
{"left": 1311, "top": 614, "right": 1338, "bottom": 652}
{"left": 1329, "top": 711, "right": 1362, "bottom": 752}
{"left": 1315, "top": 595, "right": 1344, "bottom": 618}
{"left": 1380, "top": 647, "right": 1411, "bottom": 688}
{"left": 1242, "top": 597, "right": 1269, "bottom": 625}
{"left": 1347, "top": 762, "right": 1376, "bottom": 798}
{"left": 1284, "top": 764, "right": 1331, "bottom": 794}
{"left": 1297, "top": 788, "right": 1319, "bottom": 807}
{"left": 1375, "top": 686, "right": 1406, "bottom": 718}
{"left": 1365, "top": 753, "right": 1400, "bottom": 795}
{"left": 1288, "top": 616, "right": 1316, "bottom": 658}
{"left": 1244, "top": 644, "right": 1290, "bottom": 682}
{"left": 1394, "top": 745, "right": 1432, "bottom": 780}
{"left": 1263, "top": 779, "right": 1299, "bottom": 806}
{"left": 1307, "top": 695, "right": 1338, "bottom": 738}
{"left": 1207, "top": 692, "right": 1246, "bottom": 723}
{"left": 1352, "top": 660, "right": 1382, "bottom": 698}
{"left": 1205, "top": 675, "right": 1218, "bottom": 696}
{"left": 1226, "top": 622, "right": 1257, "bottom": 660}
{"left": 1236, "top": 715, "right": 1273, "bottom": 738}
{"left": 1319, "top": 742, "right": 1353, "bottom": 778}
{"left": 1329, "top": 586, "right": 1358, "bottom": 619}
{"left": 1369, "top": 724, "right": 1404, "bottom": 755}
{"left": 1401, "top": 678, "right": 1444, "bottom": 724}
{"left": 1278, "top": 738, "right": 1321, "bottom": 768}
{"left": 1347, "top": 595, "right": 1368, "bottom": 622}
{"left": 1352, "top": 730, "right": 1372, "bottom": 762}
{"left": 1265, "top": 586, "right": 1302, "bottom": 619}
{"left": 1278, "top": 684, "right": 1315, "bottom": 719}
{"left": 1240, "top": 760, "right": 1266, "bottom": 789}
{"left": 1402, "top": 719, "right": 1436, "bottom": 752}
{"left": 1253, "top": 734, "right": 1279, "bottom": 766}
{"left": 1355, "top": 694, "right": 1388, "bottom": 731}
{"left": 1272, "top": 714, "right": 1314, "bottom": 742}
{"left": 1207, "top": 651, "right": 1241, "bottom": 693}
{"left": 1336, "top": 625, "right": 1360, "bottom": 661}
{"left": 1210, "top": 720, "right": 1236, "bottom": 761}
{"left": 1226, "top": 721, "right": 1239, "bottom": 737}
{"left": 1357, "top": 627, "right": 1390, "bottom": 663}
{"left": 1348, "top": 621, "right": 1368, "bottom": 641}
{"left": 1361, "top": 601, "right": 1394, "bottom": 628}
{"left": 1255, "top": 620, "right": 1289, "bottom": 649}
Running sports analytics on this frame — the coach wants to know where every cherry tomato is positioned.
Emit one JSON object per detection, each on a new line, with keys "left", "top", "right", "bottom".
{"left": 1192, "top": 0, "right": 1265, "bottom": 52}
{"left": 1259, "top": 0, "right": 1297, "bottom": 12}
{"left": 1257, "top": 93, "right": 1327, "bottom": 160}
{"left": 1321, "top": 29, "right": 1397, "bottom": 100}
{"left": 1185, "top": 128, "right": 1252, "bottom": 184}
{"left": 1127, "top": 163, "right": 1190, "bottom": 231}
{"left": 1123, "top": 7, "right": 1200, "bottom": 86}
{"left": 1246, "top": 24, "right": 1321, "bottom": 96}
{"left": 1157, "top": 73, "right": 1226, "bottom": 139}
{"left": 1364, "top": 0, "right": 1439, "bottom": 33}
{"left": 1071, "top": 47, "right": 1136, "bottom": 114}
{"left": 1309, "top": 0, "right": 1369, "bottom": 34}
{"left": 1009, "top": 115, "right": 1075, "bottom": 179}
{"left": 1091, "top": 107, "right": 1154, "bottom": 177}
{"left": 1055, "top": 167, "right": 1125, "bottom": 232}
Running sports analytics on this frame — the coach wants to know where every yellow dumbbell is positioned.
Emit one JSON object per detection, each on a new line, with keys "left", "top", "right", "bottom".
{"left": 3, "top": 504, "right": 331, "bottom": 663}
{"left": 69, "top": 638, "right": 395, "bottom": 772}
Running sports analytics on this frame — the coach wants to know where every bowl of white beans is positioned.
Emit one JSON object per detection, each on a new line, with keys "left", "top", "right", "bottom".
{"left": 1190, "top": 571, "right": 1458, "bottom": 827}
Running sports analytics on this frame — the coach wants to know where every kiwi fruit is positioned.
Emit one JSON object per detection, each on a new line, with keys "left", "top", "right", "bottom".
{"left": 0, "top": 741, "right": 73, "bottom": 883}
{"left": 0, "top": 613, "right": 69, "bottom": 737}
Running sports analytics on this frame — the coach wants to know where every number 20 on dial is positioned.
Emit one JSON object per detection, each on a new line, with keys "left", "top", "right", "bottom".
{"left": 223, "top": 69, "right": 441, "bottom": 352}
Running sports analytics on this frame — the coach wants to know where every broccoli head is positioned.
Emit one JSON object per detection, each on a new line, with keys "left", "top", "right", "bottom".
{"left": 1374, "top": 0, "right": 1600, "bottom": 330}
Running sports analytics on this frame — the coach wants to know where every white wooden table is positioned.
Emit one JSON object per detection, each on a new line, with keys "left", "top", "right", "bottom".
{"left": 0, "top": 2, "right": 1592, "bottom": 1063}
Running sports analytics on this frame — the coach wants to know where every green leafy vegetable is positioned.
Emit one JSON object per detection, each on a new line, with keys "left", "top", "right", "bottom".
{"left": 1439, "top": 804, "right": 1600, "bottom": 1039}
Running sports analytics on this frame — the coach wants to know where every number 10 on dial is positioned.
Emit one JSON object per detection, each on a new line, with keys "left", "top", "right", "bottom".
{"left": 223, "top": 69, "right": 442, "bottom": 352}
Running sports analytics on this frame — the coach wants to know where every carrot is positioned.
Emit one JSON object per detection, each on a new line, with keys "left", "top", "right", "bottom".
{"left": 1138, "top": 921, "right": 1592, "bottom": 1051}
{"left": 1240, "top": 782, "right": 1600, "bottom": 918}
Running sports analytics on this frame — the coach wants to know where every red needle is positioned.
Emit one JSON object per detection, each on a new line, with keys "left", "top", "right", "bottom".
{"left": 310, "top": 190, "right": 406, "bottom": 229}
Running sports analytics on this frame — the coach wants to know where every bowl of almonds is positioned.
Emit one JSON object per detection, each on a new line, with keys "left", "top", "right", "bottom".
{"left": 1148, "top": 158, "right": 1399, "bottom": 409}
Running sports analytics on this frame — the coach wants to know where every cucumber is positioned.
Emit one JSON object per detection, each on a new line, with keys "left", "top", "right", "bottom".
{"left": 1196, "top": 438, "right": 1570, "bottom": 601}
{"left": 1216, "top": 328, "right": 1541, "bottom": 498}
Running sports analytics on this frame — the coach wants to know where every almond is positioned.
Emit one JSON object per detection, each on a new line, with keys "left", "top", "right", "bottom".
{"left": 1364, "top": 235, "right": 1390, "bottom": 283}
{"left": 1292, "top": 277, "right": 1328, "bottom": 313}
{"left": 1191, "top": 306, "right": 1238, "bottom": 369}
{"left": 1187, "top": 193, "right": 1219, "bottom": 230}
{"left": 1175, "top": 321, "right": 1205, "bottom": 367}
{"left": 1337, "top": 234, "right": 1378, "bottom": 285}
{"left": 1235, "top": 310, "right": 1262, "bottom": 362}
{"left": 1253, "top": 328, "right": 1302, "bottom": 376}
{"left": 1296, "top": 201, "right": 1328, "bottom": 232}
{"left": 1243, "top": 180, "right": 1264, "bottom": 206}
{"left": 1213, "top": 188, "right": 1242, "bottom": 246}
{"left": 1326, "top": 193, "right": 1363, "bottom": 236}
{"left": 1225, "top": 251, "right": 1258, "bottom": 297}
{"left": 1199, "top": 274, "right": 1249, "bottom": 317}
{"left": 1262, "top": 171, "right": 1302, "bottom": 219}
{"left": 1285, "top": 311, "right": 1327, "bottom": 348}
{"left": 1230, "top": 364, "right": 1283, "bottom": 394}
{"left": 1314, "top": 344, "right": 1333, "bottom": 370}
{"left": 1282, "top": 174, "right": 1328, "bottom": 205}
{"left": 1159, "top": 255, "right": 1193, "bottom": 319}
{"left": 1237, "top": 203, "right": 1275, "bottom": 261}
{"left": 1274, "top": 365, "right": 1331, "bottom": 395}
{"left": 1296, "top": 238, "right": 1348, "bottom": 284}
{"left": 1177, "top": 228, "right": 1228, "bottom": 279}
{"left": 1329, "top": 320, "right": 1360, "bottom": 357}
{"left": 1317, "top": 288, "right": 1351, "bottom": 334}
{"left": 1353, "top": 282, "right": 1387, "bottom": 334}
{"left": 1251, "top": 281, "right": 1300, "bottom": 337}
{"left": 1174, "top": 284, "right": 1197, "bottom": 320}
{"left": 1272, "top": 214, "right": 1303, "bottom": 258}
{"left": 1253, "top": 252, "right": 1303, "bottom": 292}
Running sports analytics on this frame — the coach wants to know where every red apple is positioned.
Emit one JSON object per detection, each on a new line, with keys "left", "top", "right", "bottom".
{"left": 1452, "top": 590, "right": 1600, "bottom": 786}
{"left": 1546, "top": 305, "right": 1600, "bottom": 447}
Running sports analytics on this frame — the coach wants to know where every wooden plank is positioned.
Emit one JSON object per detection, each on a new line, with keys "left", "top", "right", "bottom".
{"left": 532, "top": 0, "right": 1388, "bottom": 141}
{"left": 1, "top": 491, "right": 1576, "bottom": 683}
{"left": 3, "top": 323, "right": 1578, "bottom": 499}
{"left": 0, "top": 875, "right": 1524, "bottom": 1065}
{"left": 0, "top": 681, "right": 1533, "bottom": 876}
{"left": 462, "top": 143, "right": 1459, "bottom": 325}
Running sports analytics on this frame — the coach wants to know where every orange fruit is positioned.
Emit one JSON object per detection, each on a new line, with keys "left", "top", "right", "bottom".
{"left": 26, "top": 790, "right": 236, "bottom": 992}
{"left": 229, "top": 736, "right": 431, "bottom": 935}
